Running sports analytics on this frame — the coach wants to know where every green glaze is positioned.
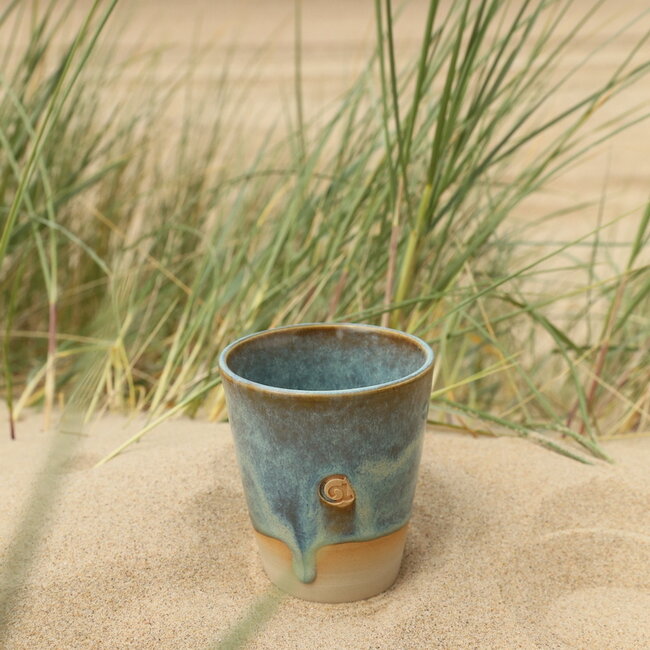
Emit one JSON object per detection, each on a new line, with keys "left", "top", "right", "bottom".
{"left": 219, "top": 323, "right": 434, "bottom": 583}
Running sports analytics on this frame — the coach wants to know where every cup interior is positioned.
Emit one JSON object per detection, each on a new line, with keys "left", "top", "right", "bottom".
{"left": 223, "top": 325, "right": 431, "bottom": 392}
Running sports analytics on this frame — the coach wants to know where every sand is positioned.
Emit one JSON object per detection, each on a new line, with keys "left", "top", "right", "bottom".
{"left": 1, "top": 412, "right": 649, "bottom": 649}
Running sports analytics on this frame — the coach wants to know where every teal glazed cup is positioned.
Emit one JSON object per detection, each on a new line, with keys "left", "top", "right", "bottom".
{"left": 219, "top": 323, "right": 434, "bottom": 602}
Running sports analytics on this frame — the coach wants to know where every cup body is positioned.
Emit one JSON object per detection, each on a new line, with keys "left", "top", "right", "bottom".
{"left": 219, "top": 323, "right": 434, "bottom": 602}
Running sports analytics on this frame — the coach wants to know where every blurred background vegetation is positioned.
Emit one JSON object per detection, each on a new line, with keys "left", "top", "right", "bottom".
{"left": 1, "top": 0, "right": 649, "bottom": 463}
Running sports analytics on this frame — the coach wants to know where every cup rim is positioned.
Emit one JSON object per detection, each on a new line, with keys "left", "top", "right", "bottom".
{"left": 218, "top": 322, "right": 434, "bottom": 398}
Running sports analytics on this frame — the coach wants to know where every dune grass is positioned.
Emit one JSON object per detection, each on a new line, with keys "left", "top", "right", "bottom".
{"left": 0, "top": 0, "right": 649, "bottom": 470}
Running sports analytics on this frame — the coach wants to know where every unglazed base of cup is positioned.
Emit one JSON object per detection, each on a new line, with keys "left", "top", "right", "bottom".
{"left": 253, "top": 525, "right": 408, "bottom": 603}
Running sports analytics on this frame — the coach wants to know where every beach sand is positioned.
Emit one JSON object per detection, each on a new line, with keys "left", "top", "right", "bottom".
{"left": 1, "top": 412, "right": 649, "bottom": 649}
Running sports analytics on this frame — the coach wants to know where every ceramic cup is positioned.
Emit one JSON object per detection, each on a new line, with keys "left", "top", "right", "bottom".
{"left": 218, "top": 323, "right": 434, "bottom": 602}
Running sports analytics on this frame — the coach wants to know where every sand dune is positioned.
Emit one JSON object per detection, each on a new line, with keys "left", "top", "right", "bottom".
{"left": 18, "top": 0, "right": 649, "bottom": 228}
{"left": 1, "top": 413, "right": 649, "bottom": 648}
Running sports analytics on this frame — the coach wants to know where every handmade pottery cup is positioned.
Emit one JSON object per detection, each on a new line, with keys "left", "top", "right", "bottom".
{"left": 218, "top": 323, "right": 434, "bottom": 602}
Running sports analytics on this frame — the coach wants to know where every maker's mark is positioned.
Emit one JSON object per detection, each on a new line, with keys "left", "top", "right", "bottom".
{"left": 318, "top": 474, "right": 356, "bottom": 508}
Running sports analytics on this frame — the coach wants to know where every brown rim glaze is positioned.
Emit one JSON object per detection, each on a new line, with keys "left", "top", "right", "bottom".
{"left": 218, "top": 322, "right": 434, "bottom": 400}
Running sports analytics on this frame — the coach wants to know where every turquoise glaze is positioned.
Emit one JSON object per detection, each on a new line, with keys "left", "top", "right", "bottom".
{"left": 219, "top": 323, "right": 434, "bottom": 583}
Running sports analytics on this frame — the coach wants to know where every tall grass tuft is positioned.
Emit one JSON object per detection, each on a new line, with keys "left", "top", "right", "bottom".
{"left": 1, "top": 0, "right": 649, "bottom": 465}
